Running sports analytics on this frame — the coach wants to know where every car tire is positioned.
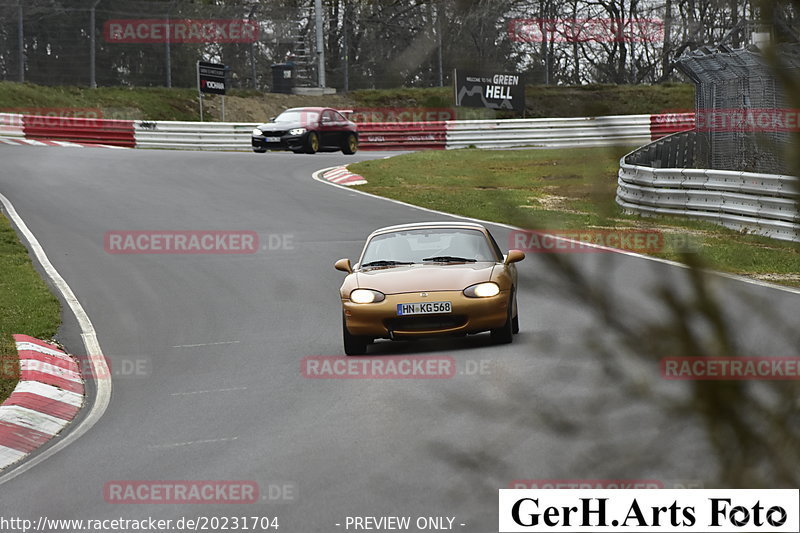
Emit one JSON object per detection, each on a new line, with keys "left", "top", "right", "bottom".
{"left": 253, "top": 146, "right": 267, "bottom": 153}
{"left": 305, "top": 132, "right": 319, "bottom": 154}
{"left": 342, "top": 134, "right": 358, "bottom": 155}
{"left": 343, "top": 317, "right": 368, "bottom": 356}
{"left": 491, "top": 296, "right": 514, "bottom": 344}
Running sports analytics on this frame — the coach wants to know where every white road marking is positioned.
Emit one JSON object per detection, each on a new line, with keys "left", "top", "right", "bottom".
{"left": 171, "top": 341, "right": 240, "bottom": 348}
{"left": 312, "top": 166, "right": 800, "bottom": 296}
{"left": 148, "top": 436, "right": 239, "bottom": 449}
{"left": 170, "top": 387, "right": 248, "bottom": 396}
{"left": 0, "top": 192, "right": 111, "bottom": 485}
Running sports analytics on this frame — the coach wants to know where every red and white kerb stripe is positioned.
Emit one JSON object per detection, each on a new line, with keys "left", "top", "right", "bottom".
{"left": 322, "top": 166, "right": 368, "bottom": 186}
{"left": 0, "top": 335, "right": 84, "bottom": 470}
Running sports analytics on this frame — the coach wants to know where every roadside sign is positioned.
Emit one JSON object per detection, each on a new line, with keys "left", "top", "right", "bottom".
{"left": 454, "top": 69, "right": 525, "bottom": 112}
{"left": 197, "top": 61, "right": 226, "bottom": 95}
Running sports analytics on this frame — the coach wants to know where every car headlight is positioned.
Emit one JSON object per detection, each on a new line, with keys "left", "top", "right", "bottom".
{"left": 463, "top": 282, "right": 500, "bottom": 298}
{"left": 289, "top": 128, "right": 307, "bottom": 136}
{"left": 350, "top": 289, "right": 386, "bottom": 304}
{"left": 252, "top": 128, "right": 263, "bottom": 136}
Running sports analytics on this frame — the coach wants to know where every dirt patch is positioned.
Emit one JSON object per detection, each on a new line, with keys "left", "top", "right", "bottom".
{"left": 540, "top": 173, "right": 583, "bottom": 180}
{"left": 531, "top": 194, "right": 572, "bottom": 209}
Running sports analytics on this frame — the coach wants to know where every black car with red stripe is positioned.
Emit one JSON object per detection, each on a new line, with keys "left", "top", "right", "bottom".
{"left": 252, "top": 107, "right": 358, "bottom": 154}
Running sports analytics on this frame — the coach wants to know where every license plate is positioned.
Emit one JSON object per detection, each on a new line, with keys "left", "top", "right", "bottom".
{"left": 397, "top": 302, "right": 452, "bottom": 316}
{"left": 265, "top": 136, "right": 281, "bottom": 143}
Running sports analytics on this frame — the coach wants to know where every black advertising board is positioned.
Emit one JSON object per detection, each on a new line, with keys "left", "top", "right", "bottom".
{"left": 197, "top": 61, "right": 226, "bottom": 95}
{"left": 454, "top": 70, "right": 525, "bottom": 112}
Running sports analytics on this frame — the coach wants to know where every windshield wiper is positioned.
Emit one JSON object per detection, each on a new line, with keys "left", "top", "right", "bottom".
{"left": 361, "top": 260, "right": 415, "bottom": 267}
{"left": 422, "top": 256, "right": 477, "bottom": 263}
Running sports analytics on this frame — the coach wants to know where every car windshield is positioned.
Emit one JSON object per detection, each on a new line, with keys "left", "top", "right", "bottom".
{"left": 273, "top": 110, "right": 319, "bottom": 124}
{"left": 360, "top": 228, "right": 498, "bottom": 266}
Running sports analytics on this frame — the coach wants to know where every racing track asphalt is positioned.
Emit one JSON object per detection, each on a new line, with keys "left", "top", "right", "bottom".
{"left": 0, "top": 146, "right": 798, "bottom": 531}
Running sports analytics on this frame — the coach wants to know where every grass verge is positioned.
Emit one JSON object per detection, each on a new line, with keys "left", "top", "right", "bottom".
{"left": 347, "top": 147, "right": 800, "bottom": 287}
{"left": 0, "top": 211, "right": 61, "bottom": 403}
{"left": 0, "top": 81, "right": 694, "bottom": 122}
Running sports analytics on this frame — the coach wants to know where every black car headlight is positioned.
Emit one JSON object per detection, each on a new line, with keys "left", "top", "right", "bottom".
{"left": 252, "top": 128, "right": 263, "bottom": 136}
{"left": 463, "top": 282, "right": 500, "bottom": 298}
{"left": 350, "top": 289, "right": 386, "bottom": 304}
{"left": 289, "top": 128, "right": 307, "bottom": 136}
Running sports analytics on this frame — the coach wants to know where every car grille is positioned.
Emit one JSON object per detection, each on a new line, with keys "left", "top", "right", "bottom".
{"left": 385, "top": 316, "right": 466, "bottom": 332}
{"left": 260, "top": 131, "right": 287, "bottom": 137}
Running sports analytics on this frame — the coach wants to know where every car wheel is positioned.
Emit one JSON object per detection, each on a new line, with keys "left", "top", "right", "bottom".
{"left": 511, "top": 292, "right": 520, "bottom": 334}
{"left": 253, "top": 146, "right": 267, "bottom": 153}
{"left": 342, "top": 133, "right": 358, "bottom": 155}
{"left": 491, "top": 299, "right": 514, "bottom": 345}
{"left": 305, "top": 132, "right": 319, "bottom": 154}
{"left": 343, "top": 317, "right": 368, "bottom": 355}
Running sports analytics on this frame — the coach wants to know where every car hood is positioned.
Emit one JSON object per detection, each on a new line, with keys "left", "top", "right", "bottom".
{"left": 256, "top": 121, "right": 306, "bottom": 132}
{"left": 355, "top": 262, "right": 496, "bottom": 294}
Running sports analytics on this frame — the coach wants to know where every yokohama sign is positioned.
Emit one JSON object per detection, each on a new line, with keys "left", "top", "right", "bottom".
{"left": 104, "top": 19, "right": 259, "bottom": 43}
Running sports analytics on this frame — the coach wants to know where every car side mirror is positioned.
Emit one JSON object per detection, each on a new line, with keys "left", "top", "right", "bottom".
{"left": 269, "top": 116, "right": 276, "bottom": 122}
{"left": 334, "top": 258, "right": 352, "bottom": 273}
{"left": 504, "top": 250, "right": 525, "bottom": 264}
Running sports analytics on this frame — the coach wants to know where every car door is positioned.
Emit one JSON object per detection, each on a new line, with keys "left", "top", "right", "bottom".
{"left": 318, "top": 110, "right": 338, "bottom": 148}
{"left": 331, "top": 111, "right": 351, "bottom": 147}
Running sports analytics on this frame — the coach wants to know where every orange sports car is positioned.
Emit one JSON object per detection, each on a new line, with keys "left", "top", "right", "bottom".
{"left": 335, "top": 222, "right": 525, "bottom": 355}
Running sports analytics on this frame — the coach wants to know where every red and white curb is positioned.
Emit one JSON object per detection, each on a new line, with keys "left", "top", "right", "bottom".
{"left": 322, "top": 166, "right": 367, "bottom": 186}
{"left": 0, "top": 335, "right": 84, "bottom": 470}
{"left": 0, "top": 136, "right": 126, "bottom": 149}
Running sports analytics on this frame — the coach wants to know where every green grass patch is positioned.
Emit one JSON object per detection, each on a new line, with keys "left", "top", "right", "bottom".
{"left": 0, "top": 81, "right": 695, "bottom": 122}
{"left": 0, "top": 212, "right": 61, "bottom": 403}
{"left": 523, "top": 83, "right": 695, "bottom": 118}
{"left": 348, "top": 147, "right": 800, "bottom": 286}
{"left": 0, "top": 82, "right": 208, "bottom": 121}
{"left": 352, "top": 83, "right": 694, "bottom": 119}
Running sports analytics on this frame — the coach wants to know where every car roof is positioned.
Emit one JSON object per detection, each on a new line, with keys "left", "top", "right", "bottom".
{"left": 367, "top": 221, "right": 488, "bottom": 239}
{"left": 282, "top": 107, "right": 327, "bottom": 113}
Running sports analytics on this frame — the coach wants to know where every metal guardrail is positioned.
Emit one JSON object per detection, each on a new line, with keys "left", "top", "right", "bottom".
{"left": 0, "top": 113, "right": 24, "bottom": 138}
{"left": 617, "top": 131, "right": 800, "bottom": 242}
{"left": 24, "top": 115, "right": 136, "bottom": 147}
{"left": 446, "top": 115, "right": 656, "bottom": 149}
{"left": 133, "top": 120, "right": 448, "bottom": 151}
{"left": 133, "top": 114, "right": 690, "bottom": 152}
{"left": 3, "top": 114, "right": 694, "bottom": 152}
{"left": 358, "top": 122, "right": 446, "bottom": 150}
{"left": 134, "top": 121, "right": 259, "bottom": 151}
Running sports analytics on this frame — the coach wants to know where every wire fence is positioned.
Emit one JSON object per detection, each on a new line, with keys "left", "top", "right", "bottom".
{"left": 0, "top": 0, "right": 463, "bottom": 91}
{"left": 0, "top": 0, "right": 324, "bottom": 90}
{"left": 677, "top": 44, "right": 800, "bottom": 175}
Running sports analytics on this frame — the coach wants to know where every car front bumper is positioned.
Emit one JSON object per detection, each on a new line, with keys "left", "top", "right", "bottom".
{"left": 252, "top": 132, "right": 307, "bottom": 151}
{"left": 342, "top": 290, "right": 510, "bottom": 338}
